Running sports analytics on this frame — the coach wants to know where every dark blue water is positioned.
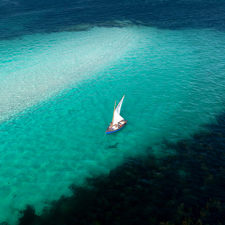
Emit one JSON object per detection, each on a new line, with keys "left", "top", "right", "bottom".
{"left": 1, "top": 0, "right": 225, "bottom": 40}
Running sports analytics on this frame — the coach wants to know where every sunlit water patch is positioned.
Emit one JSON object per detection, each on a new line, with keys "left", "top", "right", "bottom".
{"left": 0, "top": 27, "right": 138, "bottom": 122}
{"left": 0, "top": 26, "right": 225, "bottom": 224}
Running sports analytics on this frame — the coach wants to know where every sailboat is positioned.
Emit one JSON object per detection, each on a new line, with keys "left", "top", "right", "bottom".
{"left": 106, "top": 95, "right": 127, "bottom": 134}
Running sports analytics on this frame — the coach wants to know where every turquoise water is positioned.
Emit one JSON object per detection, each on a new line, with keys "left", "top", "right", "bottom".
{"left": 1, "top": 26, "right": 225, "bottom": 224}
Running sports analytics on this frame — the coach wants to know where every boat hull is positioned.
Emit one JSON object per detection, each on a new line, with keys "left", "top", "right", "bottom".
{"left": 106, "top": 120, "right": 127, "bottom": 134}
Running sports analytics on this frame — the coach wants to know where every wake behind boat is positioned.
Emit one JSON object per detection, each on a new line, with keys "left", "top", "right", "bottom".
{"left": 106, "top": 95, "right": 127, "bottom": 134}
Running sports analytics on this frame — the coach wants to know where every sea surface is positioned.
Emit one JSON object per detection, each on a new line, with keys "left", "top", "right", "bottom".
{"left": 1, "top": 0, "right": 225, "bottom": 224}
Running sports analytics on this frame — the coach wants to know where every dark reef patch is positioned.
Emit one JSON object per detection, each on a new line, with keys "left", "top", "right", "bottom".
{"left": 14, "top": 111, "right": 225, "bottom": 225}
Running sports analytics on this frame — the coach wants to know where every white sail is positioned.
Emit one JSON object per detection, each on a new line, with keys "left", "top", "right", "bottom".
{"left": 113, "top": 112, "right": 124, "bottom": 125}
{"left": 112, "top": 95, "right": 125, "bottom": 125}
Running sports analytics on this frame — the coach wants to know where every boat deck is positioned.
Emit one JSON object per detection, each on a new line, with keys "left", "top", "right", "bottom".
{"left": 106, "top": 120, "right": 127, "bottom": 134}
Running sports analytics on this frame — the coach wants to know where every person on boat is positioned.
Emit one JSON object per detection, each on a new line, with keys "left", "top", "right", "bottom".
{"left": 109, "top": 122, "right": 112, "bottom": 129}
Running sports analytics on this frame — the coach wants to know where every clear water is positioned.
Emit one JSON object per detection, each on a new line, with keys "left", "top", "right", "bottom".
{"left": 1, "top": 1, "right": 225, "bottom": 224}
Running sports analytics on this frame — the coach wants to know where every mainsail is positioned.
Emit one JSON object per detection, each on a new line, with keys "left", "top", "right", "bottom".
{"left": 112, "top": 95, "right": 125, "bottom": 125}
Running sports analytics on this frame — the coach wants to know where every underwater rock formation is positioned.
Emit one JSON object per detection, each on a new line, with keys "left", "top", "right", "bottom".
{"left": 16, "top": 112, "right": 225, "bottom": 225}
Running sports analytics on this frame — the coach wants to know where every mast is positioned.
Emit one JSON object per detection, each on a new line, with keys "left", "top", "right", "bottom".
{"left": 112, "top": 100, "right": 116, "bottom": 123}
